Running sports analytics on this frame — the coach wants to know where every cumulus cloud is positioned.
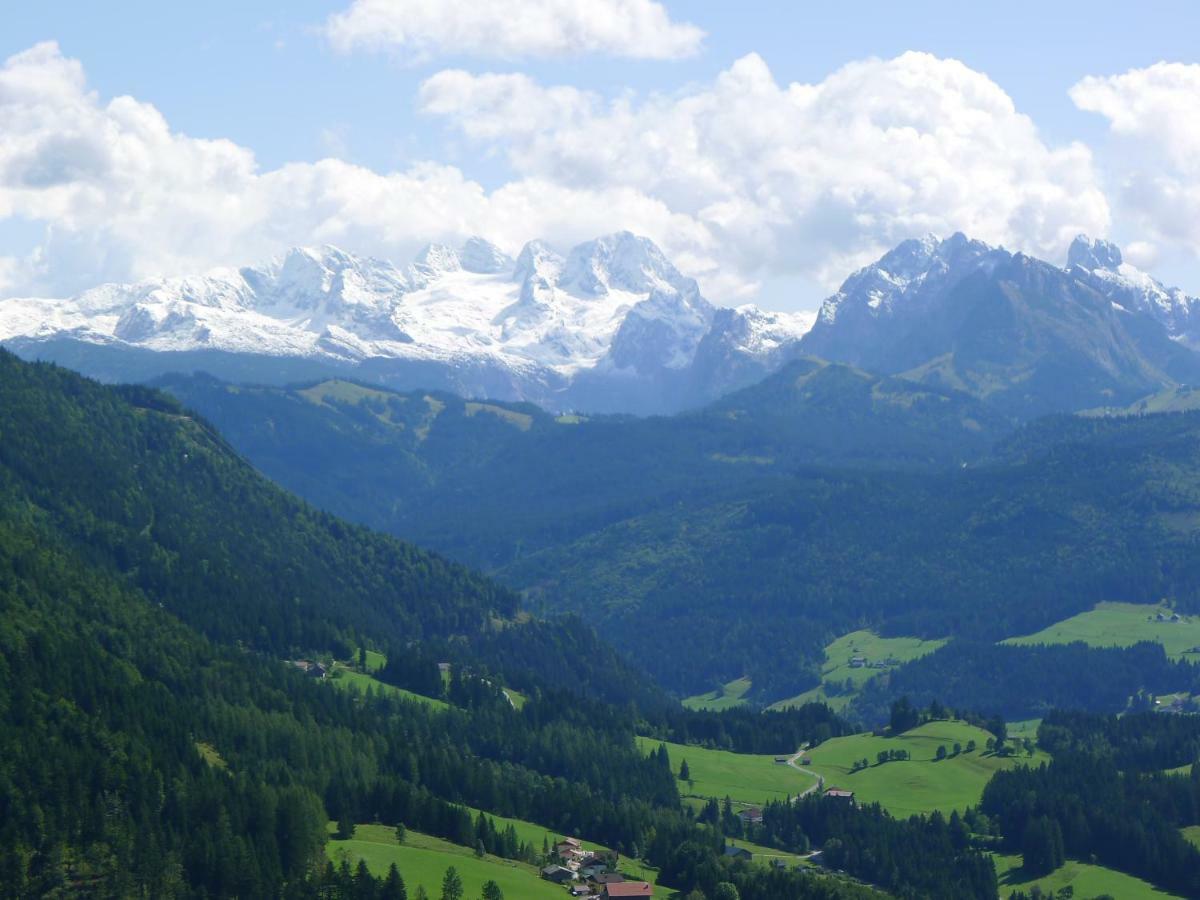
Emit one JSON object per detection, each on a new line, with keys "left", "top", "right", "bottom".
{"left": 1, "top": 42, "right": 1114, "bottom": 306}
{"left": 324, "top": 0, "right": 704, "bottom": 62}
{"left": 0, "top": 42, "right": 706, "bottom": 297}
{"left": 1071, "top": 63, "right": 1200, "bottom": 256}
{"left": 421, "top": 52, "right": 1111, "bottom": 292}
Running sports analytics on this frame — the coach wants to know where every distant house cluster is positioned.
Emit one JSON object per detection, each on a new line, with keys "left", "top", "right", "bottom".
{"left": 540, "top": 837, "right": 652, "bottom": 897}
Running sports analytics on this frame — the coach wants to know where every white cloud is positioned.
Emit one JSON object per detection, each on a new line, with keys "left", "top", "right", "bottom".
{"left": 324, "top": 0, "right": 704, "bottom": 62}
{"left": 0, "top": 42, "right": 1114, "bottom": 307}
{"left": 0, "top": 43, "right": 708, "bottom": 297}
{"left": 1071, "top": 63, "right": 1200, "bottom": 256}
{"left": 421, "top": 52, "right": 1111, "bottom": 292}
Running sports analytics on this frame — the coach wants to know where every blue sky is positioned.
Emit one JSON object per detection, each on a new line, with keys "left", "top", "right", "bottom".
{"left": 3, "top": 1, "right": 1200, "bottom": 309}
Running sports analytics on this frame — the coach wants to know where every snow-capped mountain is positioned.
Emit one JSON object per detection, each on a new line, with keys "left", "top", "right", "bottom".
{"left": 801, "top": 232, "right": 1200, "bottom": 417}
{"left": 1065, "top": 235, "right": 1200, "bottom": 348}
{"left": 0, "top": 232, "right": 813, "bottom": 414}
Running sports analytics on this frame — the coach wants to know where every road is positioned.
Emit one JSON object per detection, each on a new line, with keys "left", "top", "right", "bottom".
{"left": 785, "top": 747, "right": 824, "bottom": 798}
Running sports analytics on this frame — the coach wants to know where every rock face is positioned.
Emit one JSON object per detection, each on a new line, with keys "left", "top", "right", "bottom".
{"left": 0, "top": 232, "right": 813, "bottom": 414}
{"left": 801, "top": 233, "right": 1200, "bottom": 417}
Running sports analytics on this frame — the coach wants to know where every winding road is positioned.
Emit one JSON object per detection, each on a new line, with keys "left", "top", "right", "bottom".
{"left": 785, "top": 747, "right": 824, "bottom": 799}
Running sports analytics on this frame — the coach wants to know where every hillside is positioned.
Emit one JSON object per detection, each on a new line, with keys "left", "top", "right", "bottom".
{"left": 157, "top": 365, "right": 1200, "bottom": 704}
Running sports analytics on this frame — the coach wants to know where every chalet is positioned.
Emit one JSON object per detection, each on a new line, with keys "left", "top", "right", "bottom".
{"left": 723, "top": 844, "right": 753, "bottom": 861}
{"left": 602, "top": 883, "right": 653, "bottom": 898}
{"left": 774, "top": 755, "right": 790, "bottom": 764}
{"left": 849, "top": 656, "right": 867, "bottom": 668}
{"left": 824, "top": 788, "right": 855, "bottom": 803}
{"left": 594, "top": 873, "right": 625, "bottom": 885}
{"left": 568, "top": 885, "right": 591, "bottom": 897}
{"left": 800, "top": 756, "right": 813, "bottom": 766}
{"left": 541, "top": 865, "right": 576, "bottom": 884}
{"left": 737, "top": 806, "right": 764, "bottom": 825}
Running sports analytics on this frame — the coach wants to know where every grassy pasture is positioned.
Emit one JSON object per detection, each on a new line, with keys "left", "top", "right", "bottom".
{"left": 770, "top": 629, "right": 947, "bottom": 712}
{"left": 327, "top": 825, "right": 567, "bottom": 899}
{"left": 455, "top": 804, "right": 663, "bottom": 886}
{"left": 635, "top": 737, "right": 815, "bottom": 807}
{"left": 329, "top": 823, "right": 671, "bottom": 898}
{"left": 683, "top": 676, "right": 753, "bottom": 711}
{"left": 329, "top": 665, "right": 450, "bottom": 711}
{"left": 1003, "top": 601, "right": 1200, "bottom": 659}
{"left": 992, "top": 852, "right": 1181, "bottom": 899}
{"left": 803, "top": 720, "right": 1048, "bottom": 817}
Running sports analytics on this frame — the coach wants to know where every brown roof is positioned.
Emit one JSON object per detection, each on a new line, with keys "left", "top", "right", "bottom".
{"left": 825, "top": 789, "right": 854, "bottom": 798}
{"left": 604, "top": 884, "right": 653, "bottom": 898}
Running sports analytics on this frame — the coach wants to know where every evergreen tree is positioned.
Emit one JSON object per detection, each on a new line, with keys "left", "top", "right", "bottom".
{"left": 480, "top": 881, "right": 503, "bottom": 900}
{"left": 381, "top": 863, "right": 408, "bottom": 900}
{"left": 441, "top": 866, "right": 464, "bottom": 900}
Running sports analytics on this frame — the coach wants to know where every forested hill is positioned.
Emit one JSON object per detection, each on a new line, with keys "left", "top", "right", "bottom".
{"left": 0, "top": 349, "right": 659, "bottom": 707}
{"left": 157, "top": 357, "right": 1007, "bottom": 569}
{"left": 0, "top": 348, "right": 918, "bottom": 900}
{"left": 158, "top": 364, "right": 1200, "bottom": 703}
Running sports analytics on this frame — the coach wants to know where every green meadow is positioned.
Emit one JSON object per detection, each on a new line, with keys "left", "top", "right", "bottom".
{"left": 635, "top": 737, "right": 816, "bottom": 807}
{"left": 327, "top": 825, "right": 566, "bottom": 900}
{"left": 329, "top": 665, "right": 450, "bottom": 711}
{"left": 328, "top": 824, "right": 671, "bottom": 898}
{"left": 770, "top": 629, "right": 947, "bottom": 711}
{"left": 993, "top": 852, "right": 1182, "bottom": 899}
{"left": 683, "top": 676, "right": 754, "bottom": 711}
{"left": 1004, "top": 601, "right": 1200, "bottom": 659}
{"left": 455, "top": 804, "right": 663, "bottom": 886}
{"left": 803, "top": 720, "right": 1048, "bottom": 817}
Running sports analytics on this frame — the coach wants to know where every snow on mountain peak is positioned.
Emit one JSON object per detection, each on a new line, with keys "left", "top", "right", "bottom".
{"left": 817, "top": 232, "right": 998, "bottom": 325}
{"left": 1067, "top": 235, "right": 1123, "bottom": 271}
{"left": 560, "top": 231, "right": 690, "bottom": 297}
{"left": 0, "top": 232, "right": 809, "bottom": 412}
{"left": 411, "top": 243, "right": 462, "bottom": 278}
{"left": 459, "top": 237, "right": 513, "bottom": 275}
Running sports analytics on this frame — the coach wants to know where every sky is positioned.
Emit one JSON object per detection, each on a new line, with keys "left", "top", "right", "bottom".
{"left": 2, "top": 0, "right": 1200, "bottom": 312}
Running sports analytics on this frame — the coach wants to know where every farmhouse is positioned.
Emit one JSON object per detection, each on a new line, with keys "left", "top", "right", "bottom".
{"left": 849, "top": 656, "right": 867, "bottom": 668}
{"left": 737, "top": 806, "right": 764, "bottom": 825}
{"left": 594, "top": 873, "right": 625, "bottom": 885}
{"left": 291, "top": 660, "right": 327, "bottom": 678}
{"left": 602, "top": 882, "right": 653, "bottom": 898}
{"left": 723, "top": 844, "right": 753, "bottom": 860}
{"left": 824, "top": 788, "right": 855, "bottom": 803}
{"left": 541, "top": 865, "right": 576, "bottom": 884}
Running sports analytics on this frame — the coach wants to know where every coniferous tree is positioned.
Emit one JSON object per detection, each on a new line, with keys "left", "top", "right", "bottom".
{"left": 441, "top": 866, "right": 463, "bottom": 900}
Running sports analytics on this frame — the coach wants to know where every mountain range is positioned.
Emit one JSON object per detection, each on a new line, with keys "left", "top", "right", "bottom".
{"left": 0, "top": 232, "right": 811, "bottom": 415}
{"left": 4, "top": 230, "right": 1200, "bottom": 417}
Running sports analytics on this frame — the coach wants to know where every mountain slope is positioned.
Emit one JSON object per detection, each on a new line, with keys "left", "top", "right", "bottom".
{"left": 157, "top": 358, "right": 1007, "bottom": 568}
{"left": 0, "top": 349, "right": 662, "bottom": 707}
{"left": 160, "top": 365, "right": 1200, "bottom": 701}
{"left": 0, "top": 232, "right": 813, "bottom": 415}
{"left": 801, "top": 233, "right": 1200, "bottom": 417}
